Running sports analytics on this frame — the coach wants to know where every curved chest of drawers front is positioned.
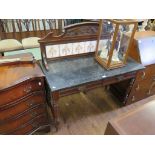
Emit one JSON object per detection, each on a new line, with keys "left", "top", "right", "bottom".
{"left": 0, "top": 63, "right": 50, "bottom": 135}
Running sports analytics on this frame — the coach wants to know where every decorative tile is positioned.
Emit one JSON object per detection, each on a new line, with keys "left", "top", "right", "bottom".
{"left": 85, "top": 41, "right": 97, "bottom": 53}
{"left": 72, "top": 42, "right": 85, "bottom": 54}
{"left": 46, "top": 45, "right": 60, "bottom": 58}
{"left": 45, "top": 40, "right": 98, "bottom": 58}
{"left": 59, "top": 43, "right": 73, "bottom": 56}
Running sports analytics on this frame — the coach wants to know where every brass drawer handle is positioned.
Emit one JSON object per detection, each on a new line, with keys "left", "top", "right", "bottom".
{"left": 26, "top": 100, "right": 35, "bottom": 107}
{"left": 141, "top": 71, "right": 146, "bottom": 79}
{"left": 135, "top": 84, "right": 140, "bottom": 91}
{"left": 147, "top": 82, "right": 155, "bottom": 95}
{"left": 151, "top": 81, "right": 155, "bottom": 88}
{"left": 147, "top": 90, "right": 151, "bottom": 95}
{"left": 131, "top": 96, "right": 135, "bottom": 102}
{"left": 23, "top": 85, "right": 32, "bottom": 93}
{"left": 38, "top": 81, "right": 42, "bottom": 86}
{"left": 31, "top": 111, "right": 37, "bottom": 117}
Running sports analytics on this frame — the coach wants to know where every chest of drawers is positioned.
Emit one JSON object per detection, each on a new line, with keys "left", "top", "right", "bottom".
{"left": 127, "top": 31, "right": 155, "bottom": 104}
{"left": 126, "top": 64, "right": 155, "bottom": 104}
{"left": 0, "top": 62, "right": 50, "bottom": 134}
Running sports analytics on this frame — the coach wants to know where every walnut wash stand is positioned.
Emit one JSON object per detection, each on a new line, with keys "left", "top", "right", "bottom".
{"left": 38, "top": 22, "right": 144, "bottom": 128}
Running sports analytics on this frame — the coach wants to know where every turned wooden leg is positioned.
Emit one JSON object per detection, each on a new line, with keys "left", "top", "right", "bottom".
{"left": 40, "top": 47, "right": 49, "bottom": 71}
{"left": 51, "top": 91, "right": 60, "bottom": 131}
{"left": 52, "top": 100, "right": 59, "bottom": 130}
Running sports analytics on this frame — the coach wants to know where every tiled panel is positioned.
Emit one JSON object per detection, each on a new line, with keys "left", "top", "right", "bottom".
{"left": 72, "top": 42, "right": 85, "bottom": 54}
{"left": 60, "top": 43, "right": 73, "bottom": 56}
{"left": 46, "top": 45, "right": 60, "bottom": 58}
{"left": 45, "top": 41, "right": 96, "bottom": 58}
{"left": 85, "top": 41, "right": 97, "bottom": 53}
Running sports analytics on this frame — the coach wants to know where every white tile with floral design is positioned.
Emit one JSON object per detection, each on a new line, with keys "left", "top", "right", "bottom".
{"left": 46, "top": 45, "right": 60, "bottom": 58}
{"left": 60, "top": 43, "right": 73, "bottom": 56}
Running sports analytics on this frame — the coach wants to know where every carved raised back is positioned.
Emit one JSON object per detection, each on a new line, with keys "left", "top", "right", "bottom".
{"left": 39, "top": 22, "right": 99, "bottom": 44}
{"left": 38, "top": 22, "right": 99, "bottom": 70}
{"left": 64, "top": 22, "right": 99, "bottom": 37}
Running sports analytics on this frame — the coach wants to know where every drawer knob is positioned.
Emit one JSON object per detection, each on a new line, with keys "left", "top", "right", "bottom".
{"left": 23, "top": 85, "right": 32, "bottom": 93}
{"left": 147, "top": 90, "right": 151, "bottom": 95}
{"left": 147, "top": 82, "right": 155, "bottom": 95}
{"left": 31, "top": 111, "right": 37, "bottom": 117}
{"left": 38, "top": 82, "right": 42, "bottom": 86}
{"left": 141, "top": 71, "right": 146, "bottom": 79}
{"left": 131, "top": 96, "right": 135, "bottom": 102}
{"left": 135, "top": 85, "right": 140, "bottom": 91}
{"left": 27, "top": 100, "right": 35, "bottom": 107}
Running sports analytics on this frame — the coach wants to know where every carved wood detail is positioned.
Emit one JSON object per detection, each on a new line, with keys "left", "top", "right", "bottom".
{"left": 65, "top": 25, "right": 99, "bottom": 37}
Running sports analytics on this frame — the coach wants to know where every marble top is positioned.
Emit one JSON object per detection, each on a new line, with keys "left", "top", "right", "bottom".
{"left": 39, "top": 55, "right": 144, "bottom": 92}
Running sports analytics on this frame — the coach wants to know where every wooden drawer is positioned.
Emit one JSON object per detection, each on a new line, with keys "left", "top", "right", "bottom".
{"left": 137, "top": 65, "right": 155, "bottom": 82}
{"left": 128, "top": 91, "right": 148, "bottom": 103}
{"left": 127, "top": 80, "right": 153, "bottom": 104}
{"left": 128, "top": 65, "right": 155, "bottom": 104}
{"left": 0, "top": 78, "right": 44, "bottom": 107}
{"left": 150, "top": 64, "right": 155, "bottom": 76}
{"left": 147, "top": 78, "right": 155, "bottom": 96}
{"left": 136, "top": 68, "right": 149, "bottom": 81}
{"left": 10, "top": 115, "right": 49, "bottom": 135}
{"left": 0, "top": 105, "right": 47, "bottom": 134}
{"left": 0, "top": 91, "right": 46, "bottom": 122}
{"left": 59, "top": 72, "right": 136, "bottom": 97}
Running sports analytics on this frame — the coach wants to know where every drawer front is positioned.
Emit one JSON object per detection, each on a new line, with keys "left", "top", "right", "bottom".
{"left": 0, "top": 105, "right": 48, "bottom": 134}
{"left": 147, "top": 79, "right": 155, "bottom": 96}
{"left": 150, "top": 64, "right": 155, "bottom": 76}
{"left": 128, "top": 91, "right": 147, "bottom": 103}
{"left": 10, "top": 115, "right": 49, "bottom": 135}
{"left": 59, "top": 72, "right": 136, "bottom": 97}
{"left": 137, "top": 67, "right": 152, "bottom": 81}
{"left": 127, "top": 80, "right": 154, "bottom": 104}
{"left": 0, "top": 78, "right": 44, "bottom": 107}
{"left": 137, "top": 65, "right": 155, "bottom": 82}
{"left": 0, "top": 91, "right": 46, "bottom": 122}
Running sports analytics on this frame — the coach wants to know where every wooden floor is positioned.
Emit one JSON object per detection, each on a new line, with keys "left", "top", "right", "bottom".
{"left": 45, "top": 87, "right": 155, "bottom": 135}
